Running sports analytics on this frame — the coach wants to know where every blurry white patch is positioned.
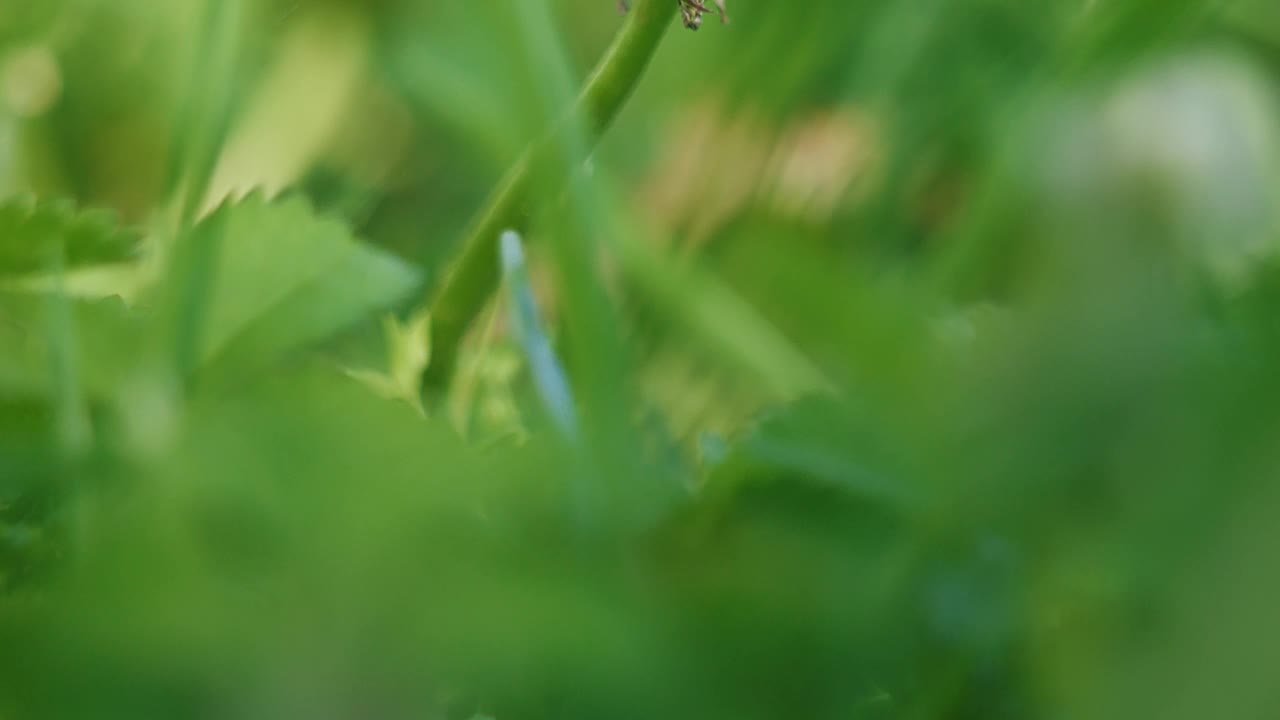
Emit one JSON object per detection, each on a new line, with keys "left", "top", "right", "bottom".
{"left": 2, "top": 46, "right": 61, "bottom": 117}
{"left": 500, "top": 230, "right": 525, "bottom": 275}
{"left": 1042, "top": 51, "right": 1280, "bottom": 289}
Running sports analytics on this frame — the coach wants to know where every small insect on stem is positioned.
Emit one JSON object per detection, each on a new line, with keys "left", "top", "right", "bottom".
{"left": 616, "top": 0, "right": 728, "bottom": 31}
{"left": 677, "top": 0, "right": 729, "bottom": 30}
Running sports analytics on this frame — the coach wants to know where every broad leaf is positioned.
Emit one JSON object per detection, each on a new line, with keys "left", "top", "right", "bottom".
{"left": 168, "top": 193, "right": 420, "bottom": 376}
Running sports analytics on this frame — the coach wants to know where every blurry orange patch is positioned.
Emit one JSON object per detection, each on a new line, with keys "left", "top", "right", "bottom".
{"left": 766, "top": 110, "right": 878, "bottom": 220}
{"left": 639, "top": 101, "right": 881, "bottom": 249}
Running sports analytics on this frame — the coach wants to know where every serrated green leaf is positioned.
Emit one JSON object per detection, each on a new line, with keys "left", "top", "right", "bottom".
{"left": 169, "top": 193, "right": 420, "bottom": 376}
{"left": 0, "top": 197, "right": 140, "bottom": 277}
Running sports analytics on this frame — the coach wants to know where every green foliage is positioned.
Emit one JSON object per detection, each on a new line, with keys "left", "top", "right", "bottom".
{"left": 2, "top": 0, "right": 1280, "bottom": 718}
{"left": 0, "top": 191, "right": 418, "bottom": 599}
{"left": 165, "top": 193, "right": 420, "bottom": 377}
{"left": 0, "top": 197, "right": 138, "bottom": 277}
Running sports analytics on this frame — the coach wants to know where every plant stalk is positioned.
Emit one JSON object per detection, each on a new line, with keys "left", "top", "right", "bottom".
{"left": 421, "top": 0, "right": 676, "bottom": 396}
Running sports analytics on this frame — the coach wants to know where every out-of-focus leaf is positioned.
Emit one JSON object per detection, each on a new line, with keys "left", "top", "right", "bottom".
{"left": 200, "top": 5, "right": 371, "bottom": 214}
{"left": 0, "top": 197, "right": 139, "bottom": 277}
{"left": 0, "top": 291, "right": 137, "bottom": 397}
{"left": 703, "top": 395, "right": 920, "bottom": 511}
{"left": 204, "top": 239, "right": 420, "bottom": 381}
{"left": 164, "top": 193, "right": 419, "bottom": 376}
{"left": 342, "top": 308, "right": 432, "bottom": 413}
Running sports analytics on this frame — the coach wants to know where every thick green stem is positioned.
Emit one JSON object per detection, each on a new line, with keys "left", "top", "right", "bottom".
{"left": 422, "top": 0, "right": 676, "bottom": 394}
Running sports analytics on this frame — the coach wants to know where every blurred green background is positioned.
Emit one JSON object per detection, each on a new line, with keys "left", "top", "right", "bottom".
{"left": 2, "top": 0, "right": 1280, "bottom": 717}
